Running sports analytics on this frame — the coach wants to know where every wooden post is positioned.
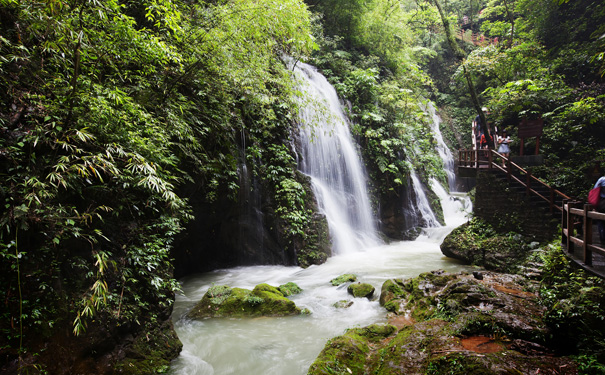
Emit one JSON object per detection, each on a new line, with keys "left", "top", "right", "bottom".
{"left": 549, "top": 188, "right": 555, "bottom": 215}
{"left": 562, "top": 199, "right": 568, "bottom": 248}
{"left": 584, "top": 204, "right": 593, "bottom": 266}
{"left": 506, "top": 157, "right": 512, "bottom": 182}
{"left": 566, "top": 201, "right": 575, "bottom": 254}
{"left": 520, "top": 137, "right": 525, "bottom": 156}
{"left": 535, "top": 135, "right": 540, "bottom": 155}
{"left": 488, "top": 151, "right": 493, "bottom": 169}
{"left": 526, "top": 170, "right": 531, "bottom": 196}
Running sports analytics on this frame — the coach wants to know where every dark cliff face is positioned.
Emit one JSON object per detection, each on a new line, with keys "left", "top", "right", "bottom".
{"left": 171, "top": 132, "right": 332, "bottom": 278}
{"left": 377, "top": 175, "right": 445, "bottom": 241}
{"left": 171, "top": 175, "right": 294, "bottom": 277}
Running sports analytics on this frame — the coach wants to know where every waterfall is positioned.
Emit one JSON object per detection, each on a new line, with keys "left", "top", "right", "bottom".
{"left": 425, "top": 102, "right": 457, "bottom": 192}
{"left": 410, "top": 171, "right": 440, "bottom": 228}
{"left": 293, "top": 62, "right": 380, "bottom": 254}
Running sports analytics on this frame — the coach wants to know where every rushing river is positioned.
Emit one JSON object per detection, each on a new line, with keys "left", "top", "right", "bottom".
{"left": 168, "top": 192, "right": 471, "bottom": 375}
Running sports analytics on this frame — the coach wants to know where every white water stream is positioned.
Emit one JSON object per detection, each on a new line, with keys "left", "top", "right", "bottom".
{"left": 295, "top": 62, "right": 380, "bottom": 254}
{"left": 168, "top": 66, "right": 470, "bottom": 374}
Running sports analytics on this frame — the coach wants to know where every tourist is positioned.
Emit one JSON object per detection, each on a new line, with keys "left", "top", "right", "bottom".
{"left": 497, "top": 130, "right": 511, "bottom": 165}
{"left": 594, "top": 175, "right": 605, "bottom": 244}
{"left": 473, "top": 107, "right": 490, "bottom": 149}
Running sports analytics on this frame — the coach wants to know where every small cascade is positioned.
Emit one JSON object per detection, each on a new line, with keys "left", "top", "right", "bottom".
{"left": 293, "top": 62, "right": 380, "bottom": 254}
{"left": 425, "top": 102, "right": 457, "bottom": 192}
{"left": 430, "top": 178, "right": 470, "bottom": 227}
{"left": 410, "top": 171, "right": 440, "bottom": 228}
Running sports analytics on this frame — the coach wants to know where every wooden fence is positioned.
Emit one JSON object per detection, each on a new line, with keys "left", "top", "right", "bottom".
{"left": 562, "top": 201, "right": 605, "bottom": 268}
{"left": 455, "top": 29, "right": 498, "bottom": 47}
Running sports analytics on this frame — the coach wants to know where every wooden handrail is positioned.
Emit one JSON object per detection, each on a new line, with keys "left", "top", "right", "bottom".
{"left": 458, "top": 148, "right": 605, "bottom": 277}
{"left": 458, "top": 149, "right": 571, "bottom": 213}
{"left": 562, "top": 200, "right": 605, "bottom": 271}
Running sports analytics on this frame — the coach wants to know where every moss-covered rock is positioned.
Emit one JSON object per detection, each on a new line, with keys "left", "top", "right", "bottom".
{"left": 278, "top": 282, "right": 302, "bottom": 296}
{"left": 114, "top": 320, "right": 182, "bottom": 375}
{"left": 186, "top": 283, "right": 303, "bottom": 319}
{"left": 311, "top": 270, "right": 577, "bottom": 374}
{"left": 330, "top": 274, "right": 357, "bottom": 286}
{"left": 307, "top": 324, "right": 397, "bottom": 375}
{"left": 440, "top": 218, "right": 530, "bottom": 273}
{"left": 347, "top": 283, "right": 375, "bottom": 299}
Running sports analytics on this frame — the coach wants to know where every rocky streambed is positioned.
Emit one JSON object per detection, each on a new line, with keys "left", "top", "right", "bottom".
{"left": 308, "top": 269, "right": 577, "bottom": 375}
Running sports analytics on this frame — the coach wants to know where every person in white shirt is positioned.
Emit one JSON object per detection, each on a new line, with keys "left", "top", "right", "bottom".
{"left": 497, "top": 130, "right": 511, "bottom": 165}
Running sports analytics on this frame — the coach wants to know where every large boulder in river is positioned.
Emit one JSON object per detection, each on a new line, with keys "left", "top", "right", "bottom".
{"left": 187, "top": 283, "right": 303, "bottom": 319}
{"left": 440, "top": 218, "right": 529, "bottom": 273}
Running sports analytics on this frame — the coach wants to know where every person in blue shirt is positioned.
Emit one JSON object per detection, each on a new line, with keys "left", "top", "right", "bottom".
{"left": 594, "top": 175, "right": 605, "bottom": 244}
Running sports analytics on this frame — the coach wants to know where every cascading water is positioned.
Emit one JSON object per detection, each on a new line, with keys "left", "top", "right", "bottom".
{"left": 425, "top": 102, "right": 457, "bottom": 191}
{"left": 409, "top": 170, "right": 440, "bottom": 228}
{"left": 294, "top": 62, "right": 380, "bottom": 254}
{"left": 168, "top": 66, "right": 472, "bottom": 375}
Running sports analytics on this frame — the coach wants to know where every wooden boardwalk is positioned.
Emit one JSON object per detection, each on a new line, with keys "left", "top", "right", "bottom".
{"left": 458, "top": 148, "right": 605, "bottom": 278}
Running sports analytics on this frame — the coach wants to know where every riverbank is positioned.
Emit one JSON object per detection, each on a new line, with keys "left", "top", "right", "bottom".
{"left": 308, "top": 221, "right": 605, "bottom": 374}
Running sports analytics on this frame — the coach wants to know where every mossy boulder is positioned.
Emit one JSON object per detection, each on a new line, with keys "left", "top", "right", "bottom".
{"left": 379, "top": 270, "right": 547, "bottom": 340}
{"left": 347, "top": 282, "right": 375, "bottom": 299}
{"left": 440, "top": 218, "right": 529, "bottom": 273}
{"left": 333, "top": 300, "right": 354, "bottom": 309}
{"left": 278, "top": 282, "right": 302, "bottom": 296}
{"left": 114, "top": 319, "right": 182, "bottom": 375}
{"left": 187, "top": 283, "right": 303, "bottom": 319}
{"left": 330, "top": 274, "right": 357, "bottom": 286}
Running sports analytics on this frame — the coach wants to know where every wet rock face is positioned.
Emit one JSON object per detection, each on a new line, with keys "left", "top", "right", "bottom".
{"left": 186, "top": 283, "right": 304, "bottom": 319}
{"left": 309, "top": 270, "right": 577, "bottom": 375}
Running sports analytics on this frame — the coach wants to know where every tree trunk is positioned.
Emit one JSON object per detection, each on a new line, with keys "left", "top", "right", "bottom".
{"left": 430, "top": 0, "right": 486, "bottom": 129}
{"left": 503, "top": 0, "right": 516, "bottom": 48}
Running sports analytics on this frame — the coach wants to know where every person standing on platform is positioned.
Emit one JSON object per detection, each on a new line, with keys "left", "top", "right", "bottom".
{"left": 473, "top": 107, "right": 490, "bottom": 149}
{"left": 497, "top": 130, "right": 511, "bottom": 166}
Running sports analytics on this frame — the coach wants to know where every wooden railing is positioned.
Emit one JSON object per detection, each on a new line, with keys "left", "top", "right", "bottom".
{"left": 458, "top": 149, "right": 571, "bottom": 213}
{"left": 455, "top": 29, "right": 498, "bottom": 47}
{"left": 562, "top": 200, "right": 605, "bottom": 267}
{"left": 459, "top": 148, "right": 605, "bottom": 275}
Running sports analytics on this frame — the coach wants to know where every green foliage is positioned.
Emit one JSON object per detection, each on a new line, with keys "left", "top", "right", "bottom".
{"left": 0, "top": 0, "right": 317, "bottom": 369}
{"left": 539, "top": 243, "right": 605, "bottom": 356}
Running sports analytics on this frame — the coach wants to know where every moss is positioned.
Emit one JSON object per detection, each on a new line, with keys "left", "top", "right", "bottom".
{"left": 426, "top": 353, "right": 490, "bottom": 375}
{"left": 113, "top": 320, "right": 182, "bottom": 375}
{"left": 379, "top": 279, "right": 405, "bottom": 306}
{"left": 383, "top": 299, "right": 402, "bottom": 313}
{"left": 308, "top": 324, "right": 396, "bottom": 375}
{"left": 187, "top": 283, "right": 302, "bottom": 319}
{"left": 347, "top": 283, "right": 375, "bottom": 299}
{"left": 330, "top": 274, "right": 357, "bottom": 286}
{"left": 278, "top": 282, "right": 302, "bottom": 296}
